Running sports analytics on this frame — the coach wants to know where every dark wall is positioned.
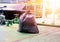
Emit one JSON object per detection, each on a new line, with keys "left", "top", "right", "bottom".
{"left": 4, "top": 12, "right": 15, "bottom": 20}
{"left": 0, "top": 10, "right": 25, "bottom": 20}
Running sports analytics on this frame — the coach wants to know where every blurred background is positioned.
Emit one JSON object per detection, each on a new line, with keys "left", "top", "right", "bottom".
{"left": 0, "top": 0, "right": 60, "bottom": 26}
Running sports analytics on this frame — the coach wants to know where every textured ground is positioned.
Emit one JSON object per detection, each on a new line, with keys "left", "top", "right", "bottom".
{"left": 0, "top": 24, "right": 60, "bottom": 42}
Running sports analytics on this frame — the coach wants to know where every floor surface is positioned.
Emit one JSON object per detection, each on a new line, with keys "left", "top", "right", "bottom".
{"left": 0, "top": 24, "right": 60, "bottom": 42}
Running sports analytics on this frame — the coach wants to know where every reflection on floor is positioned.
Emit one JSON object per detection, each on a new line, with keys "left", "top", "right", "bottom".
{"left": 0, "top": 24, "right": 60, "bottom": 42}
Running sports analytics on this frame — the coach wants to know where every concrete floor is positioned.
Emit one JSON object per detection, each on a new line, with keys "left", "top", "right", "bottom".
{"left": 0, "top": 24, "right": 60, "bottom": 42}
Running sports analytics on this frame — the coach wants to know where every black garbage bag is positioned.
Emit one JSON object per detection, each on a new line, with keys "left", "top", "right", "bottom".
{"left": 18, "top": 11, "right": 39, "bottom": 34}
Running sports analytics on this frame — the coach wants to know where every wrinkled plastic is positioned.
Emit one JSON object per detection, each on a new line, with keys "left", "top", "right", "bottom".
{"left": 18, "top": 12, "right": 39, "bottom": 34}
